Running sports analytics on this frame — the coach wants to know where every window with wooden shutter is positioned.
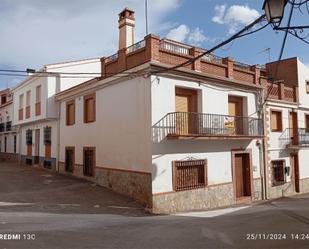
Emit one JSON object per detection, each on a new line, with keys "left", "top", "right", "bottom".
{"left": 84, "top": 94, "right": 95, "bottom": 123}
{"left": 35, "top": 85, "right": 42, "bottom": 116}
{"left": 172, "top": 159, "right": 207, "bottom": 191}
{"left": 272, "top": 160, "right": 285, "bottom": 186}
{"left": 306, "top": 81, "right": 309, "bottom": 94}
{"left": 83, "top": 147, "right": 95, "bottom": 177}
{"left": 271, "top": 110, "right": 282, "bottom": 132}
{"left": 66, "top": 100, "right": 75, "bottom": 126}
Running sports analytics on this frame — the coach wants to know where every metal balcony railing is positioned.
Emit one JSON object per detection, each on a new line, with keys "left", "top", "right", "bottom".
{"left": 154, "top": 112, "right": 263, "bottom": 138}
{"left": 279, "top": 128, "right": 309, "bottom": 147}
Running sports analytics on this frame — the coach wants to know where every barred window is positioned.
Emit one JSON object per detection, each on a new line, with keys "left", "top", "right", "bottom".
{"left": 26, "top": 129, "right": 32, "bottom": 145}
{"left": 173, "top": 159, "right": 207, "bottom": 191}
{"left": 44, "top": 126, "right": 51, "bottom": 145}
{"left": 272, "top": 160, "right": 285, "bottom": 186}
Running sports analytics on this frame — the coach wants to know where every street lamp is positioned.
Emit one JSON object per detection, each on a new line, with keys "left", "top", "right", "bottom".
{"left": 263, "top": 0, "right": 287, "bottom": 25}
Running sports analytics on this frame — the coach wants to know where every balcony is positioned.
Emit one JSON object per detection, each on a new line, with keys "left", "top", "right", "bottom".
{"left": 280, "top": 128, "right": 309, "bottom": 149}
{"left": 153, "top": 112, "right": 263, "bottom": 140}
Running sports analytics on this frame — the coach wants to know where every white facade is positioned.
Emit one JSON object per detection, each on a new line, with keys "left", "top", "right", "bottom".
{"left": 58, "top": 76, "right": 152, "bottom": 172}
{"left": 266, "top": 58, "right": 309, "bottom": 198}
{"left": 11, "top": 58, "right": 100, "bottom": 168}
{"left": 56, "top": 69, "right": 264, "bottom": 211}
{"left": 151, "top": 76, "right": 262, "bottom": 194}
{"left": 0, "top": 90, "right": 18, "bottom": 156}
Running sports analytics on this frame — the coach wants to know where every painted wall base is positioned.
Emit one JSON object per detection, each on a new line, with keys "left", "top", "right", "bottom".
{"left": 0, "top": 152, "right": 18, "bottom": 162}
{"left": 58, "top": 162, "right": 152, "bottom": 207}
{"left": 20, "top": 155, "right": 56, "bottom": 171}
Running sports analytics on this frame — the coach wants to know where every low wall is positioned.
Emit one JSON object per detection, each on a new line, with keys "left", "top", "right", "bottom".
{"left": 58, "top": 162, "right": 152, "bottom": 207}
{"left": 0, "top": 152, "right": 19, "bottom": 162}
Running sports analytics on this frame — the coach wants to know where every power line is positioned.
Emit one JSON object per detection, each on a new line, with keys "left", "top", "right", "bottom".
{"left": 0, "top": 69, "right": 135, "bottom": 75}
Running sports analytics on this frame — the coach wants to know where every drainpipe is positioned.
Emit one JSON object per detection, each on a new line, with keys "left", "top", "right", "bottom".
{"left": 56, "top": 76, "right": 61, "bottom": 173}
{"left": 257, "top": 88, "right": 268, "bottom": 200}
{"left": 261, "top": 89, "right": 269, "bottom": 200}
{"left": 56, "top": 102, "right": 60, "bottom": 173}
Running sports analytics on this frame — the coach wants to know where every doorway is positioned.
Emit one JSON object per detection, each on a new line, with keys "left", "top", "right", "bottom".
{"left": 228, "top": 96, "right": 243, "bottom": 135}
{"left": 34, "top": 129, "right": 40, "bottom": 164}
{"left": 290, "top": 153, "right": 300, "bottom": 193}
{"left": 175, "top": 88, "right": 198, "bottom": 134}
{"left": 233, "top": 152, "right": 252, "bottom": 200}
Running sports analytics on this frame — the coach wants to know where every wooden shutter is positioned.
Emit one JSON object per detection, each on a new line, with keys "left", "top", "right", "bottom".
{"left": 271, "top": 111, "right": 282, "bottom": 131}
{"left": 84, "top": 94, "right": 96, "bottom": 123}
{"left": 66, "top": 101, "right": 75, "bottom": 125}
{"left": 36, "top": 85, "right": 41, "bottom": 103}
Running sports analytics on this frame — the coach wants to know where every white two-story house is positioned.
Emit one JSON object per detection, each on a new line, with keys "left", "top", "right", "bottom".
{"left": 0, "top": 88, "right": 18, "bottom": 161}
{"left": 55, "top": 8, "right": 269, "bottom": 213}
{"left": 12, "top": 58, "right": 100, "bottom": 170}
{"left": 264, "top": 57, "right": 309, "bottom": 198}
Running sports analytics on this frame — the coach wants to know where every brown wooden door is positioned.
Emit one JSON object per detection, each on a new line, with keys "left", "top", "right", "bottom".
{"left": 235, "top": 153, "right": 251, "bottom": 198}
{"left": 175, "top": 88, "right": 197, "bottom": 134}
{"left": 228, "top": 96, "right": 243, "bottom": 135}
{"left": 291, "top": 153, "right": 300, "bottom": 193}
{"left": 289, "top": 112, "right": 298, "bottom": 145}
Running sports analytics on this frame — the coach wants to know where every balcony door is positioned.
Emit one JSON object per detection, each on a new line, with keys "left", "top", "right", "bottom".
{"left": 175, "top": 88, "right": 197, "bottom": 135}
{"left": 289, "top": 112, "right": 298, "bottom": 145}
{"left": 228, "top": 96, "right": 243, "bottom": 135}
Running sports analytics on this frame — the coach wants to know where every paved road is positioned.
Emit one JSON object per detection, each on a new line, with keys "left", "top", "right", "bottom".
{"left": 0, "top": 162, "right": 309, "bottom": 249}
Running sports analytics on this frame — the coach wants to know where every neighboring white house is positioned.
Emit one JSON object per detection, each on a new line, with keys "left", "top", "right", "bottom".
{"left": 55, "top": 8, "right": 269, "bottom": 213}
{"left": 11, "top": 58, "right": 100, "bottom": 170}
{"left": 264, "top": 57, "right": 309, "bottom": 199}
{"left": 0, "top": 88, "right": 18, "bottom": 161}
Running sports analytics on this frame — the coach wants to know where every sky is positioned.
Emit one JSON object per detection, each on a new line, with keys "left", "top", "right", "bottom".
{"left": 0, "top": 0, "right": 309, "bottom": 89}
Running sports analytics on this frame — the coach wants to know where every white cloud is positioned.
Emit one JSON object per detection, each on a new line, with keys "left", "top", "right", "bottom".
{"left": 212, "top": 5, "right": 226, "bottom": 24}
{"left": 166, "top": 24, "right": 190, "bottom": 43}
{"left": 188, "top": 27, "right": 208, "bottom": 45}
{"left": 166, "top": 25, "right": 208, "bottom": 46}
{"left": 212, "top": 4, "right": 260, "bottom": 34}
{"left": 0, "top": 0, "right": 180, "bottom": 69}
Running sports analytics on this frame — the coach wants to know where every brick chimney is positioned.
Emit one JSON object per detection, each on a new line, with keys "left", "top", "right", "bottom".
{"left": 118, "top": 8, "right": 135, "bottom": 50}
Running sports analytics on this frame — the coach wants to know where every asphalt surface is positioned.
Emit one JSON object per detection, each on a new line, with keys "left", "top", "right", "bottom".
{"left": 1, "top": 162, "right": 309, "bottom": 249}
